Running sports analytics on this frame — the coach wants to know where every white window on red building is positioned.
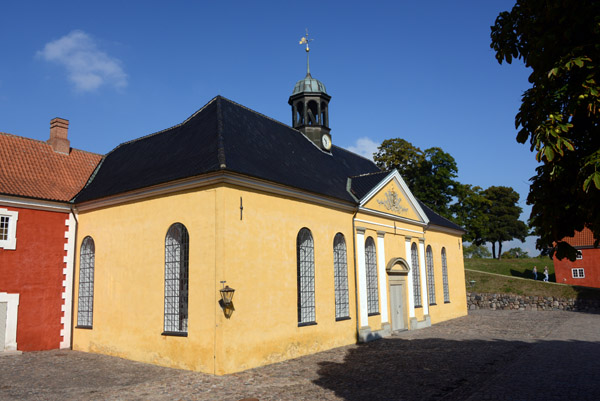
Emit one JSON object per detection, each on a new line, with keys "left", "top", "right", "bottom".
{"left": 572, "top": 268, "right": 585, "bottom": 279}
{"left": 576, "top": 250, "right": 583, "bottom": 260}
{"left": 0, "top": 208, "right": 18, "bottom": 250}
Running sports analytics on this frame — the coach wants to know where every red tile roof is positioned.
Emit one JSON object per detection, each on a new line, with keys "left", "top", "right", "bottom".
{"left": 0, "top": 132, "right": 102, "bottom": 202}
{"left": 562, "top": 227, "right": 598, "bottom": 248}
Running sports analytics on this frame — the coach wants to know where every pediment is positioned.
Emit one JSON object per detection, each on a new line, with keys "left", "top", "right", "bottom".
{"left": 359, "top": 170, "right": 428, "bottom": 224}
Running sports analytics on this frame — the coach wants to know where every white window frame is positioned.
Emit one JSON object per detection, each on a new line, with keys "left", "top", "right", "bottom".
{"left": 576, "top": 250, "right": 583, "bottom": 260}
{"left": 365, "top": 237, "right": 379, "bottom": 315}
{"left": 0, "top": 208, "right": 18, "bottom": 250}
{"left": 572, "top": 268, "right": 585, "bottom": 279}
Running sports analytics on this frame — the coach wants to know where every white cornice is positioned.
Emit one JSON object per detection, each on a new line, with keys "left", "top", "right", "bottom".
{"left": 0, "top": 195, "right": 71, "bottom": 213}
{"left": 75, "top": 172, "right": 356, "bottom": 213}
{"left": 354, "top": 218, "right": 425, "bottom": 236}
{"left": 358, "top": 206, "right": 428, "bottom": 227}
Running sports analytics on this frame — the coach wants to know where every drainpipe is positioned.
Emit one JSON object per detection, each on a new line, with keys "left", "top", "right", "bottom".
{"left": 69, "top": 205, "right": 79, "bottom": 349}
{"left": 351, "top": 206, "right": 360, "bottom": 340}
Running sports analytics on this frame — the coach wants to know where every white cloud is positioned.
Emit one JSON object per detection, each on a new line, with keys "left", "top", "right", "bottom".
{"left": 37, "top": 30, "right": 127, "bottom": 92}
{"left": 346, "top": 137, "right": 380, "bottom": 160}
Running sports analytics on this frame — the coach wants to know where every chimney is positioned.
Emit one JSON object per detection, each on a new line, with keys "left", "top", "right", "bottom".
{"left": 48, "top": 118, "right": 70, "bottom": 154}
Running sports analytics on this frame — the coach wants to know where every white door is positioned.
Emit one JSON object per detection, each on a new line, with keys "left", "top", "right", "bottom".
{"left": 390, "top": 284, "right": 406, "bottom": 331}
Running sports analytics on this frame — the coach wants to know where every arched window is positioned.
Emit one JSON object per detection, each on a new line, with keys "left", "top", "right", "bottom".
{"left": 365, "top": 237, "right": 379, "bottom": 315}
{"left": 442, "top": 248, "right": 450, "bottom": 303}
{"left": 164, "top": 223, "right": 189, "bottom": 334}
{"left": 411, "top": 242, "right": 422, "bottom": 307}
{"left": 426, "top": 245, "right": 436, "bottom": 305}
{"left": 333, "top": 233, "right": 349, "bottom": 320}
{"left": 77, "top": 236, "right": 95, "bottom": 327}
{"left": 297, "top": 228, "right": 315, "bottom": 325}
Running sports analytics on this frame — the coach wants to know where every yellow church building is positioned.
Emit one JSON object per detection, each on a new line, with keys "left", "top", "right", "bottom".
{"left": 71, "top": 66, "right": 467, "bottom": 375}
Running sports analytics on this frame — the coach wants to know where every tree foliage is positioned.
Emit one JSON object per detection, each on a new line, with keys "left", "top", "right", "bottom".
{"left": 463, "top": 244, "right": 492, "bottom": 259}
{"left": 451, "top": 184, "right": 490, "bottom": 245}
{"left": 501, "top": 247, "right": 529, "bottom": 259}
{"left": 482, "top": 186, "right": 529, "bottom": 259}
{"left": 491, "top": 0, "right": 600, "bottom": 260}
{"left": 374, "top": 138, "right": 458, "bottom": 219}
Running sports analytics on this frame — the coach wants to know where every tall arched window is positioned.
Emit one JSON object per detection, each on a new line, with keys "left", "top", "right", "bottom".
{"left": 164, "top": 223, "right": 189, "bottom": 334}
{"left": 333, "top": 233, "right": 349, "bottom": 320}
{"left": 77, "top": 236, "right": 95, "bottom": 327}
{"left": 442, "top": 248, "right": 450, "bottom": 303}
{"left": 426, "top": 245, "right": 436, "bottom": 305}
{"left": 297, "top": 228, "right": 315, "bottom": 325}
{"left": 411, "top": 242, "right": 422, "bottom": 307}
{"left": 365, "top": 237, "right": 379, "bottom": 315}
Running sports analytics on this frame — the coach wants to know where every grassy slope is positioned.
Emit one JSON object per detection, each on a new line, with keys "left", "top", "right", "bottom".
{"left": 464, "top": 257, "right": 600, "bottom": 299}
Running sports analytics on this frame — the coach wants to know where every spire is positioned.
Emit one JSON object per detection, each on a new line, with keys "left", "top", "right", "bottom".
{"left": 299, "top": 28, "right": 313, "bottom": 77}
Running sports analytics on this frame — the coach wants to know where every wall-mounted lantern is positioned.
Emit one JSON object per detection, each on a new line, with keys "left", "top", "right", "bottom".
{"left": 220, "top": 284, "right": 235, "bottom": 306}
{"left": 219, "top": 281, "right": 235, "bottom": 319}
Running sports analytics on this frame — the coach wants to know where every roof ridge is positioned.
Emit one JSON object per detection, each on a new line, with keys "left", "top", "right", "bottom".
{"left": 349, "top": 170, "right": 386, "bottom": 179}
{"left": 0, "top": 131, "right": 102, "bottom": 157}
{"left": 332, "top": 144, "right": 380, "bottom": 166}
{"left": 108, "top": 96, "right": 222, "bottom": 154}
{"left": 216, "top": 95, "right": 334, "bottom": 155}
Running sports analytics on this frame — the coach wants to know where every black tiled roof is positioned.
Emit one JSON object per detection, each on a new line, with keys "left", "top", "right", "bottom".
{"left": 75, "top": 96, "right": 379, "bottom": 203}
{"left": 418, "top": 200, "right": 465, "bottom": 232}
{"left": 74, "top": 95, "right": 464, "bottom": 234}
{"left": 349, "top": 171, "right": 390, "bottom": 200}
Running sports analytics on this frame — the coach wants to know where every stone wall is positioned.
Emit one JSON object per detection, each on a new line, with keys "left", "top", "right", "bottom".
{"left": 467, "top": 293, "right": 600, "bottom": 312}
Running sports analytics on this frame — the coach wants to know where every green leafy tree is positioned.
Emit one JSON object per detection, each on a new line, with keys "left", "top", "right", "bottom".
{"left": 501, "top": 247, "right": 529, "bottom": 259}
{"left": 463, "top": 244, "right": 492, "bottom": 259}
{"left": 374, "top": 139, "right": 459, "bottom": 219}
{"left": 451, "top": 184, "right": 490, "bottom": 245}
{"left": 482, "top": 186, "right": 529, "bottom": 259}
{"left": 491, "top": 0, "right": 600, "bottom": 260}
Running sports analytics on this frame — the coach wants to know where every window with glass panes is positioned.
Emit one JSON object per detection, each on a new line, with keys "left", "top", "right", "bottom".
{"left": 333, "top": 233, "right": 350, "bottom": 320}
{"left": 365, "top": 237, "right": 379, "bottom": 314}
{"left": 77, "top": 236, "right": 95, "bottom": 327}
{"left": 297, "top": 228, "right": 315, "bottom": 324}
{"left": 426, "top": 246, "right": 436, "bottom": 305}
{"left": 441, "top": 248, "right": 450, "bottom": 303}
{"left": 164, "top": 223, "right": 189, "bottom": 334}
{"left": 411, "top": 243, "right": 421, "bottom": 307}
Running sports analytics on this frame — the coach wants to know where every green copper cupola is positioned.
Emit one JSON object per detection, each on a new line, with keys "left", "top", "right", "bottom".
{"left": 289, "top": 30, "right": 332, "bottom": 151}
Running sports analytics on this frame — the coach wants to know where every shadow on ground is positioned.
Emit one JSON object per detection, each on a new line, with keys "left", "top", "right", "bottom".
{"left": 312, "top": 336, "right": 600, "bottom": 401}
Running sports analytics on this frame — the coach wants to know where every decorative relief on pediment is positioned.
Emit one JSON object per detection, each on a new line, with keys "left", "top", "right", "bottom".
{"left": 377, "top": 188, "right": 408, "bottom": 214}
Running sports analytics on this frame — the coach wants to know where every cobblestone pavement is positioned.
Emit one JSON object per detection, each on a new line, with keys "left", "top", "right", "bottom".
{"left": 2, "top": 310, "right": 599, "bottom": 400}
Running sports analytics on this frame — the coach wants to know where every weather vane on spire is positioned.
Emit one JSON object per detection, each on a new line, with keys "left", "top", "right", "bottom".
{"left": 299, "top": 28, "right": 314, "bottom": 76}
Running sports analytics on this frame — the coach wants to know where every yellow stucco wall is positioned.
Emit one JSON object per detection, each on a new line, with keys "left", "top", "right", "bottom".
{"left": 73, "top": 187, "right": 218, "bottom": 372}
{"left": 73, "top": 184, "right": 359, "bottom": 375}
{"left": 72, "top": 178, "right": 467, "bottom": 375}
{"left": 423, "top": 229, "right": 468, "bottom": 324}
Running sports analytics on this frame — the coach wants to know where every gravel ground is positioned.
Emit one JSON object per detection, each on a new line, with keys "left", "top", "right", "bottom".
{"left": 1, "top": 309, "right": 599, "bottom": 400}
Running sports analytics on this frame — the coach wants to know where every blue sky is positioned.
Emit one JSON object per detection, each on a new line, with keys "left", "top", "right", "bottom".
{"left": 0, "top": 1, "right": 538, "bottom": 254}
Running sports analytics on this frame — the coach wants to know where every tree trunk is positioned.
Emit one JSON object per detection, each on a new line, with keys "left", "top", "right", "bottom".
{"left": 491, "top": 242, "right": 496, "bottom": 259}
{"left": 498, "top": 242, "right": 503, "bottom": 259}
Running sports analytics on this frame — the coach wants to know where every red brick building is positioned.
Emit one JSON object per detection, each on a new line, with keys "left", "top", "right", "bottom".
{"left": 553, "top": 228, "right": 600, "bottom": 288}
{"left": 0, "top": 119, "right": 101, "bottom": 352}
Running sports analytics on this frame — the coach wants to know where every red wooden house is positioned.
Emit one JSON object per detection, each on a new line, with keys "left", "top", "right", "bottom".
{"left": 0, "top": 119, "right": 101, "bottom": 352}
{"left": 553, "top": 228, "right": 600, "bottom": 288}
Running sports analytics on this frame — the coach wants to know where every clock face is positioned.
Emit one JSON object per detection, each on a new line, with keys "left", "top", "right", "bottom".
{"left": 321, "top": 134, "right": 332, "bottom": 150}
